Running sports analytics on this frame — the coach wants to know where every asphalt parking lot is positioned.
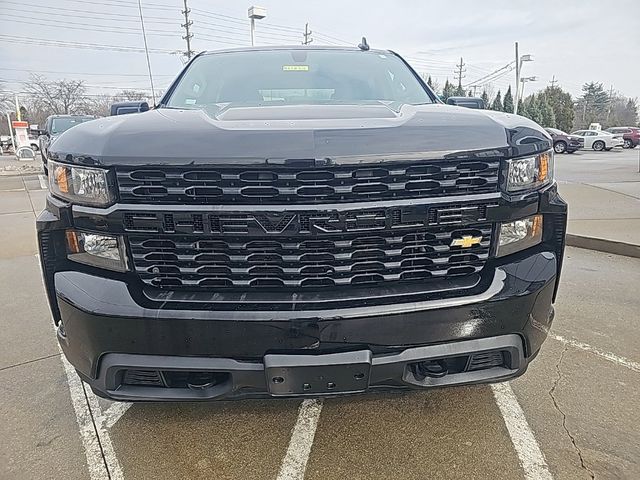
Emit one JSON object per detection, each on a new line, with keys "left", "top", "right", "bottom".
{"left": 1, "top": 149, "right": 639, "bottom": 480}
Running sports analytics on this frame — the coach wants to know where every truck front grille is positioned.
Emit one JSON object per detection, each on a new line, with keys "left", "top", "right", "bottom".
{"left": 129, "top": 224, "right": 492, "bottom": 289}
{"left": 116, "top": 160, "right": 499, "bottom": 205}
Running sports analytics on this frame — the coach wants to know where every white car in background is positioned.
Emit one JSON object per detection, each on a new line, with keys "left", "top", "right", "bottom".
{"left": 570, "top": 129, "right": 624, "bottom": 151}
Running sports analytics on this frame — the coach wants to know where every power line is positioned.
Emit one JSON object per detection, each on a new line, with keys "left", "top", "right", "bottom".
{"left": 0, "top": 67, "right": 175, "bottom": 77}
{"left": 2, "top": 14, "right": 182, "bottom": 37}
{"left": 465, "top": 61, "right": 515, "bottom": 88}
{"left": 2, "top": 5, "right": 179, "bottom": 24}
{"left": 194, "top": 18, "right": 298, "bottom": 41}
{"left": 57, "top": 0, "right": 176, "bottom": 11}
{"left": 312, "top": 30, "right": 351, "bottom": 44}
{"left": 0, "top": 34, "right": 175, "bottom": 54}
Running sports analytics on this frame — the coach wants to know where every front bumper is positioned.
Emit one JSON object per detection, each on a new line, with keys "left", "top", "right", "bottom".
{"left": 85, "top": 334, "right": 527, "bottom": 401}
{"left": 54, "top": 249, "right": 558, "bottom": 401}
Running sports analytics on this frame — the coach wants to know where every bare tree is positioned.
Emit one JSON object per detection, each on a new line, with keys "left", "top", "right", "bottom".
{"left": 118, "top": 90, "right": 150, "bottom": 101}
{"left": 23, "top": 74, "right": 88, "bottom": 116}
{"left": 0, "top": 82, "right": 13, "bottom": 113}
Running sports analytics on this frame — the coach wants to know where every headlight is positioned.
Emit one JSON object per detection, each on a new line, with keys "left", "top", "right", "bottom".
{"left": 66, "top": 230, "right": 128, "bottom": 272}
{"left": 496, "top": 215, "right": 543, "bottom": 257}
{"left": 504, "top": 151, "right": 553, "bottom": 192}
{"left": 49, "top": 160, "right": 115, "bottom": 206}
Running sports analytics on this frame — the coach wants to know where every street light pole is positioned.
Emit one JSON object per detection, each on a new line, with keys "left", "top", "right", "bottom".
{"left": 248, "top": 6, "right": 266, "bottom": 47}
{"left": 514, "top": 42, "right": 520, "bottom": 114}
{"left": 519, "top": 76, "right": 538, "bottom": 105}
{"left": 514, "top": 43, "right": 533, "bottom": 115}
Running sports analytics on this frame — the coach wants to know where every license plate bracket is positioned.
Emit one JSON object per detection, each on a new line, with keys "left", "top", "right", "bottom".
{"left": 264, "top": 350, "right": 372, "bottom": 396}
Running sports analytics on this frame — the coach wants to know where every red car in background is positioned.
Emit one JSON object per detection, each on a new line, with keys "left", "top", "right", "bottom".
{"left": 605, "top": 127, "right": 640, "bottom": 148}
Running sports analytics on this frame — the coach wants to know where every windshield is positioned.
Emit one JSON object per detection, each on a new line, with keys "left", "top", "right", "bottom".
{"left": 51, "top": 117, "right": 93, "bottom": 135}
{"left": 165, "top": 49, "right": 434, "bottom": 108}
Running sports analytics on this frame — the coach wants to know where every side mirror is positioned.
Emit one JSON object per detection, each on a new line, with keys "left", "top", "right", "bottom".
{"left": 110, "top": 101, "right": 150, "bottom": 116}
{"left": 446, "top": 97, "right": 485, "bottom": 109}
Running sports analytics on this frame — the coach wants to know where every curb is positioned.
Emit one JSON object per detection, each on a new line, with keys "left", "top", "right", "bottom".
{"left": 566, "top": 233, "right": 640, "bottom": 259}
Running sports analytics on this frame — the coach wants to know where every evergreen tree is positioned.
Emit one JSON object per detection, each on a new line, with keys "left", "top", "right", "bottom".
{"left": 467, "top": 90, "right": 473, "bottom": 97}
{"left": 454, "top": 85, "right": 465, "bottom": 97}
{"left": 481, "top": 90, "right": 489, "bottom": 109}
{"left": 490, "top": 90, "right": 503, "bottom": 111}
{"left": 526, "top": 94, "right": 544, "bottom": 125}
{"left": 442, "top": 79, "right": 455, "bottom": 101}
{"left": 540, "top": 86, "right": 574, "bottom": 132}
{"left": 516, "top": 98, "right": 524, "bottom": 116}
{"left": 503, "top": 86, "right": 514, "bottom": 113}
{"left": 575, "top": 82, "right": 609, "bottom": 128}
{"left": 427, "top": 75, "right": 434, "bottom": 89}
{"left": 540, "top": 97, "right": 556, "bottom": 127}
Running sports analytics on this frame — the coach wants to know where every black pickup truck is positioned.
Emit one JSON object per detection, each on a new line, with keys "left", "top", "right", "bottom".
{"left": 37, "top": 46, "right": 567, "bottom": 401}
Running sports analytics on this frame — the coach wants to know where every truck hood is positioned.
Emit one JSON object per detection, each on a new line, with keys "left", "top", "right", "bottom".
{"left": 50, "top": 102, "right": 551, "bottom": 167}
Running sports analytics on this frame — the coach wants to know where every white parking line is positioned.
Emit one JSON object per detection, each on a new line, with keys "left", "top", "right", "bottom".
{"left": 58, "top": 349, "right": 124, "bottom": 479}
{"left": 59, "top": 351, "right": 113, "bottom": 480}
{"left": 276, "top": 399, "right": 324, "bottom": 480}
{"left": 38, "top": 254, "right": 125, "bottom": 479}
{"left": 38, "top": 174, "right": 48, "bottom": 190}
{"left": 550, "top": 334, "right": 640, "bottom": 373}
{"left": 492, "top": 382, "right": 553, "bottom": 480}
{"left": 103, "top": 402, "right": 133, "bottom": 430}
{"left": 85, "top": 388, "right": 125, "bottom": 480}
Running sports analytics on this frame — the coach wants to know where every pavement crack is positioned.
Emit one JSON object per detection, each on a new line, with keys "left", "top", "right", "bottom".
{"left": 81, "top": 380, "right": 113, "bottom": 480}
{"left": 0, "top": 353, "right": 60, "bottom": 372}
{"left": 549, "top": 344, "right": 595, "bottom": 479}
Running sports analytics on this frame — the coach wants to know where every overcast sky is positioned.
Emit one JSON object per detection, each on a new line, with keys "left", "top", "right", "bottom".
{"left": 1, "top": 0, "right": 639, "bottom": 101}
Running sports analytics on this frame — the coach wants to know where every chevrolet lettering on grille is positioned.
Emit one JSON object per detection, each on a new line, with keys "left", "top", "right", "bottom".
{"left": 122, "top": 204, "right": 494, "bottom": 236}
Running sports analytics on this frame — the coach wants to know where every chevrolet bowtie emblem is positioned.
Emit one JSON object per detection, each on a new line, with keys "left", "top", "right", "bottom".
{"left": 451, "top": 235, "right": 482, "bottom": 248}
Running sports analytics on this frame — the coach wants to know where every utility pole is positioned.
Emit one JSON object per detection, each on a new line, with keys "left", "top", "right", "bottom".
{"left": 606, "top": 84, "right": 614, "bottom": 121}
{"left": 181, "top": 0, "right": 194, "bottom": 61}
{"left": 454, "top": 57, "right": 466, "bottom": 91}
{"left": 549, "top": 75, "right": 558, "bottom": 87}
{"left": 302, "top": 22, "right": 313, "bottom": 45}
{"left": 514, "top": 42, "right": 520, "bottom": 114}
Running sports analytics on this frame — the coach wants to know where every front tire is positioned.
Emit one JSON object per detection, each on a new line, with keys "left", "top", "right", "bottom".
{"left": 623, "top": 139, "right": 632, "bottom": 149}
{"left": 593, "top": 141, "right": 605, "bottom": 151}
{"left": 554, "top": 141, "right": 567, "bottom": 154}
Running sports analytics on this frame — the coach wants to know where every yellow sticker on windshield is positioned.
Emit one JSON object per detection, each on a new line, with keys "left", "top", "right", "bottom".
{"left": 282, "top": 65, "right": 309, "bottom": 71}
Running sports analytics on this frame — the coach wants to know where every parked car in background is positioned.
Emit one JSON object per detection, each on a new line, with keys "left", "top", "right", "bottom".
{"left": 28, "top": 134, "right": 40, "bottom": 151}
{"left": 605, "top": 127, "right": 640, "bottom": 149}
{"left": 570, "top": 129, "right": 624, "bottom": 151}
{"left": 545, "top": 128, "right": 584, "bottom": 154}
{"left": 39, "top": 115, "right": 96, "bottom": 173}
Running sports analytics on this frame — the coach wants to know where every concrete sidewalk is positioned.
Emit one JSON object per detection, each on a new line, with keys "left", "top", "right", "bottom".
{"left": 558, "top": 181, "right": 640, "bottom": 257}
{"left": 0, "top": 154, "right": 43, "bottom": 177}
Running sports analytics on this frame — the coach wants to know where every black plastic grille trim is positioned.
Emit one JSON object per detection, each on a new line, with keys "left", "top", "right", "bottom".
{"left": 116, "top": 161, "right": 500, "bottom": 205}
{"left": 129, "top": 224, "right": 492, "bottom": 289}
